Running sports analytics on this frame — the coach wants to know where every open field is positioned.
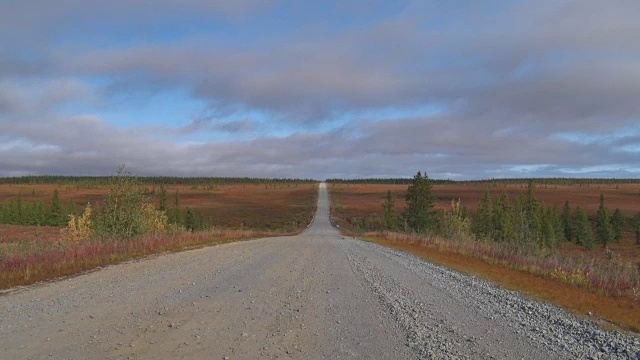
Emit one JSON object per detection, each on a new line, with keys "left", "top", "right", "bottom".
{"left": 0, "top": 182, "right": 317, "bottom": 232}
{"left": 329, "top": 182, "right": 640, "bottom": 262}
{"left": 0, "top": 181, "right": 318, "bottom": 290}
{"left": 328, "top": 182, "right": 640, "bottom": 332}
{"left": 329, "top": 182, "right": 640, "bottom": 216}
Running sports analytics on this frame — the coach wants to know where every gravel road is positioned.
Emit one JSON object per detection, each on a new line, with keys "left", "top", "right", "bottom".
{"left": 1, "top": 183, "right": 639, "bottom": 359}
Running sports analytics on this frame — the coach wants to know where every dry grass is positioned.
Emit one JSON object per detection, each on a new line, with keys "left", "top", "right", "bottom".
{"left": 329, "top": 182, "right": 640, "bottom": 262}
{"left": 0, "top": 228, "right": 281, "bottom": 291}
{"left": 329, "top": 182, "right": 640, "bottom": 215}
{"left": 0, "top": 182, "right": 318, "bottom": 232}
{"left": 364, "top": 235, "right": 640, "bottom": 334}
{"left": 174, "top": 183, "right": 318, "bottom": 231}
{"left": 329, "top": 182, "right": 640, "bottom": 333}
{"left": 364, "top": 231, "right": 639, "bottom": 299}
{"left": 0, "top": 181, "right": 318, "bottom": 290}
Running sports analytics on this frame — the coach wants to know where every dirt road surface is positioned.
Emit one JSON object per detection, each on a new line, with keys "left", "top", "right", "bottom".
{"left": 1, "top": 183, "right": 639, "bottom": 359}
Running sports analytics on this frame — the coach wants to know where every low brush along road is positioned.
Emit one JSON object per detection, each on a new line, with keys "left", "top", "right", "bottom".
{"left": 1, "top": 183, "right": 639, "bottom": 359}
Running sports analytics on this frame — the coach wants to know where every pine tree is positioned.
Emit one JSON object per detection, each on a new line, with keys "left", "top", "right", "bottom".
{"left": 159, "top": 185, "right": 168, "bottom": 211}
{"left": 525, "top": 180, "right": 538, "bottom": 214}
{"left": 474, "top": 188, "right": 493, "bottom": 240}
{"left": 540, "top": 205, "right": 562, "bottom": 248}
{"left": 6, "top": 199, "right": 18, "bottom": 224}
{"left": 32, "top": 201, "right": 46, "bottom": 226}
{"left": 524, "top": 180, "right": 541, "bottom": 243}
{"left": 508, "top": 182, "right": 543, "bottom": 245}
{"left": 168, "top": 190, "right": 182, "bottom": 225}
{"left": 596, "top": 194, "right": 613, "bottom": 247}
{"left": 492, "top": 191, "right": 514, "bottom": 242}
{"left": 16, "top": 193, "right": 25, "bottom": 225}
{"left": 561, "top": 200, "right": 573, "bottom": 241}
{"left": 635, "top": 213, "right": 640, "bottom": 245}
{"left": 611, "top": 208, "right": 624, "bottom": 243}
{"left": 404, "top": 171, "right": 435, "bottom": 233}
{"left": 382, "top": 190, "right": 397, "bottom": 231}
{"left": 549, "top": 204, "right": 564, "bottom": 247}
{"left": 48, "top": 189, "right": 65, "bottom": 226}
{"left": 67, "top": 200, "right": 78, "bottom": 218}
{"left": 184, "top": 208, "right": 196, "bottom": 231}
{"left": 360, "top": 216, "right": 370, "bottom": 232}
{"left": 574, "top": 207, "right": 594, "bottom": 249}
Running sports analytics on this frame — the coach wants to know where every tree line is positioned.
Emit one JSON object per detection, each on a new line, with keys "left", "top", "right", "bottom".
{"left": 377, "top": 172, "right": 640, "bottom": 248}
{"left": 0, "top": 180, "right": 209, "bottom": 233}
{"left": 0, "top": 190, "right": 72, "bottom": 226}
{"left": 328, "top": 177, "right": 640, "bottom": 186}
{"left": 0, "top": 176, "right": 316, "bottom": 186}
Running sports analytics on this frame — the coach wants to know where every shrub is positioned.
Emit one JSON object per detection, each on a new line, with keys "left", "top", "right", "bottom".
{"left": 93, "top": 165, "right": 149, "bottom": 240}
{"left": 61, "top": 204, "right": 93, "bottom": 245}
{"left": 141, "top": 203, "right": 168, "bottom": 234}
{"left": 441, "top": 199, "right": 472, "bottom": 240}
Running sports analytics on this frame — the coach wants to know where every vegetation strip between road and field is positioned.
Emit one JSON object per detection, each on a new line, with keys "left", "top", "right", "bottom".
{"left": 328, "top": 175, "right": 640, "bottom": 335}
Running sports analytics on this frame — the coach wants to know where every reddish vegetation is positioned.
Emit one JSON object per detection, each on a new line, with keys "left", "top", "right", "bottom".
{"left": 0, "top": 183, "right": 318, "bottom": 231}
{"left": 364, "top": 232, "right": 639, "bottom": 300}
{"left": 330, "top": 182, "right": 640, "bottom": 331}
{"left": 174, "top": 183, "right": 318, "bottom": 230}
{"left": 329, "top": 182, "right": 640, "bottom": 262}
{"left": 0, "top": 182, "right": 318, "bottom": 290}
{"left": 330, "top": 182, "right": 640, "bottom": 216}
{"left": 0, "top": 229, "right": 274, "bottom": 290}
{"left": 0, "top": 224, "right": 61, "bottom": 244}
{"left": 366, "top": 236, "right": 640, "bottom": 333}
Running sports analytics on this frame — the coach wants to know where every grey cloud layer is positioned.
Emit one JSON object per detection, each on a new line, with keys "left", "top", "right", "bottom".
{"left": 0, "top": 0, "right": 639, "bottom": 178}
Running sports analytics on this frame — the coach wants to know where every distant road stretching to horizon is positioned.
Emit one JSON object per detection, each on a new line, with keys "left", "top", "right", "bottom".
{"left": 1, "top": 183, "right": 638, "bottom": 359}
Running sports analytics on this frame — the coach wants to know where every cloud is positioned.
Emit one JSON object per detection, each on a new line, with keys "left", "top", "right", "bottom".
{"left": 0, "top": 1, "right": 639, "bottom": 178}
{"left": 176, "top": 107, "right": 259, "bottom": 135}
{"left": 0, "top": 110, "right": 638, "bottom": 179}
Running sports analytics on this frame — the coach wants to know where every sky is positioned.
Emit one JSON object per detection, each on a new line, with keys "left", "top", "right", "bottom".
{"left": 1, "top": 0, "right": 639, "bottom": 180}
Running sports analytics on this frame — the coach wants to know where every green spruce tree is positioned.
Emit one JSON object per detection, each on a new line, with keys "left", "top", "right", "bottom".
{"left": 610, "top": 208, "right": 624, "bottom": 243}
{"left": 16, "top": 193, "right": 25, "bottom": 225}
{"left": 32, "top": 201, "right": 46, "bottom": 226}
{"left": 473, "top": 188, "right": 493, "bottom": 240}
{"left": 596, "top": 194, "right": 613, "bottom": 247}
{"left": 404, "top": 171, "right": 435, "bottom": 233}
{"left": 492, "top": 191, "right": 514, "bottom": 243}
{"left": 574, "top": 207, "right": 594, "bottom": 249}
{"left": 184, "top": 208, "right": 196, "bottom": 231}
{"left": 159, "top": 185, "right": 168, "bottom": 211}
{"left": 382, "top": 190, "right": 397, "bottom": 231}
{"left": 67, "top": 200, "right": 78, "bottom": 218}
{"left": 561, "top": 200, "right": 573, "bottom": 241}
{"left": 47, "top": 189, "right": 65, "bottom": 226}
{"left": 169, "top": 190, "right": 183, "bottom": 226}
{"left": 634, "top": 213, "right": 640, "bottom": 245}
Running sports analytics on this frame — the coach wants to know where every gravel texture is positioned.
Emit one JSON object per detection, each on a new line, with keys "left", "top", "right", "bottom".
{"left": 1, "top": 183, "right": 638, "bottom": 359}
